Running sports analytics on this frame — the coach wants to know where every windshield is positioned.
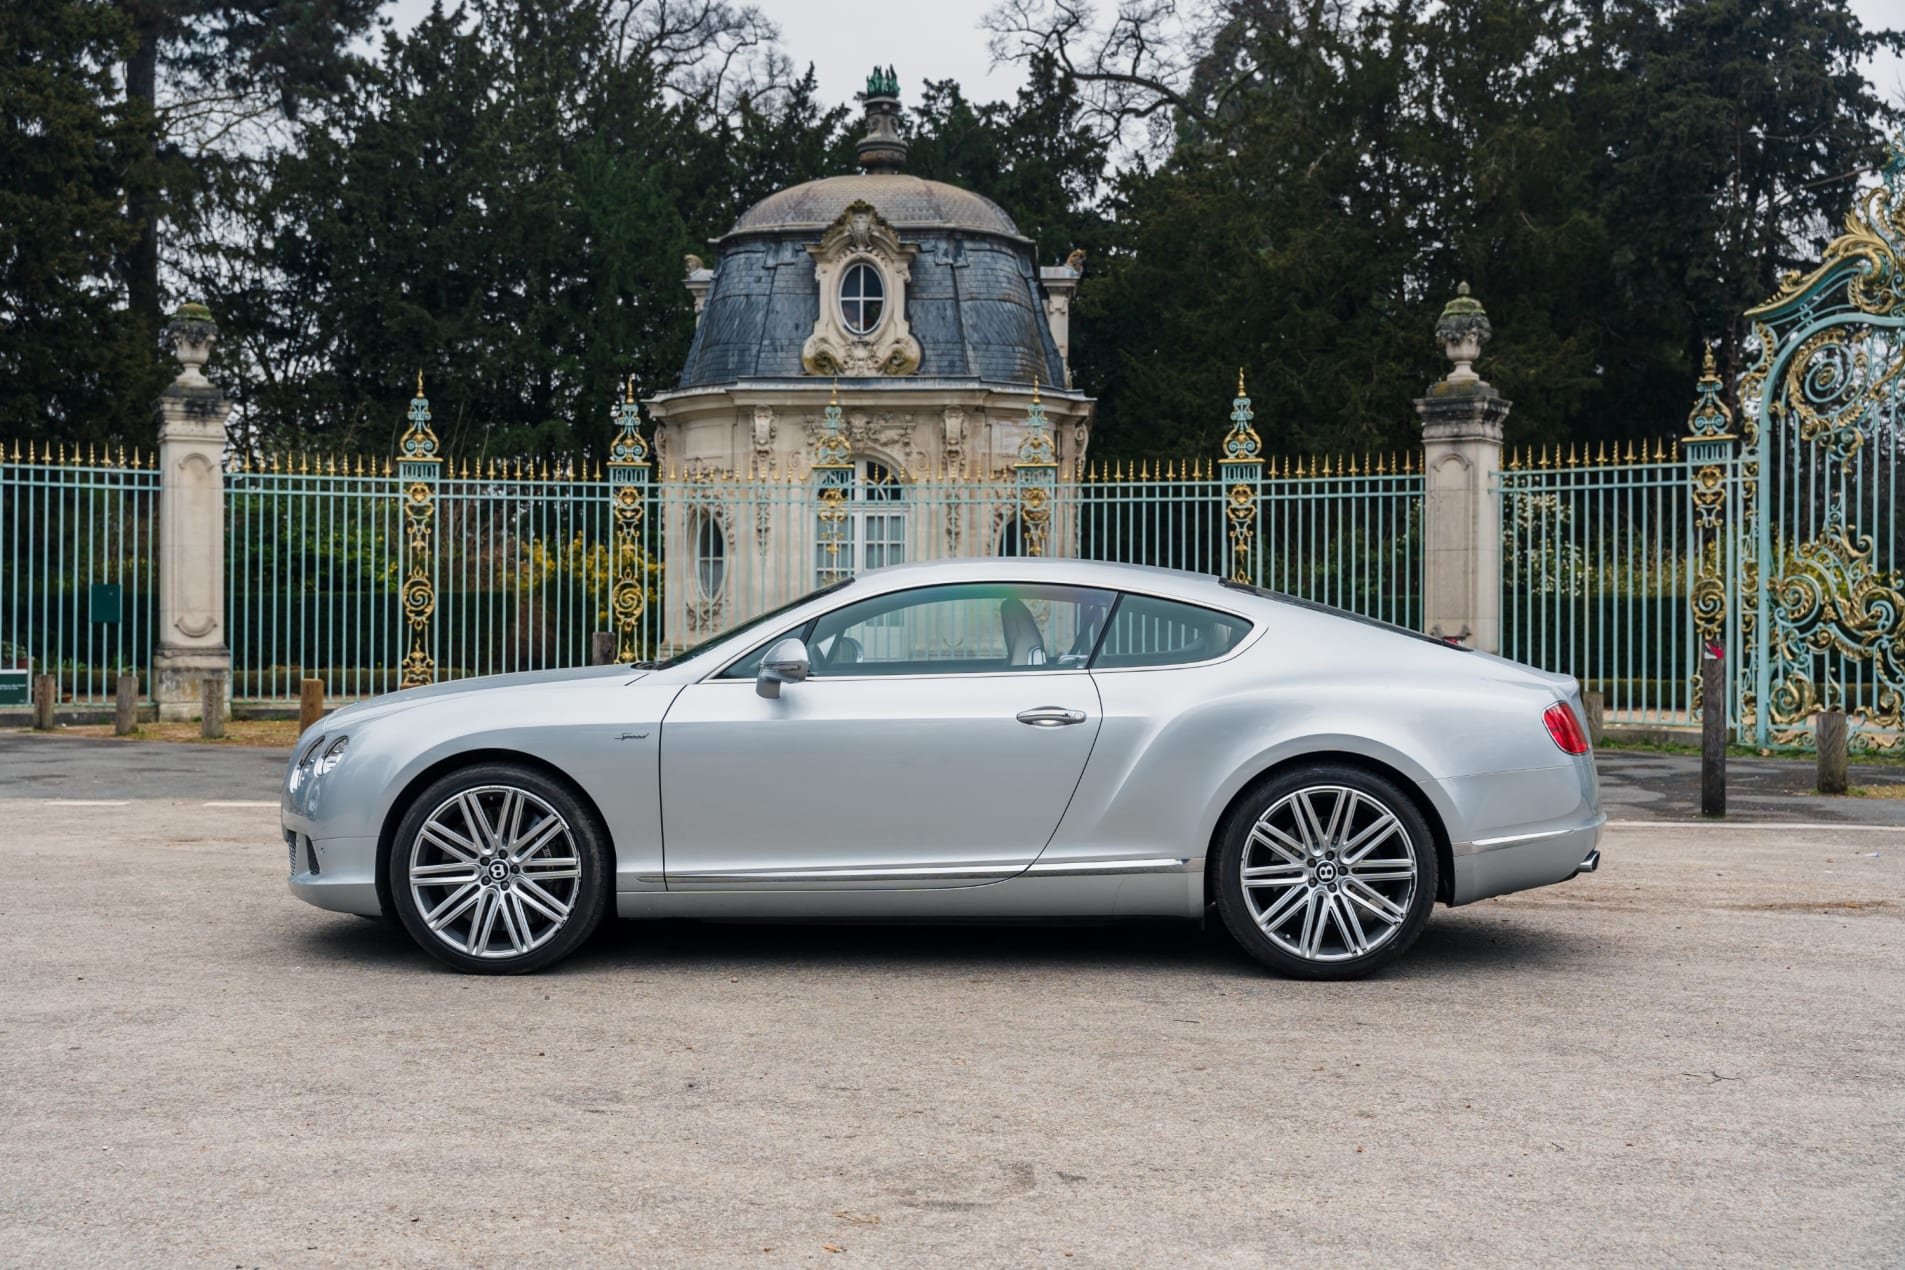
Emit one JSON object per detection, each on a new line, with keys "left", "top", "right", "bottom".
{"left": 650, "top": 580, "right": 852, "bottom": 670}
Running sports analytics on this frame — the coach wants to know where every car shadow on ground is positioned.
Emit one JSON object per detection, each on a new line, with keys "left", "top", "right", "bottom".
{"left": 290, "top": 905, "right": 1584, "bottom": 982}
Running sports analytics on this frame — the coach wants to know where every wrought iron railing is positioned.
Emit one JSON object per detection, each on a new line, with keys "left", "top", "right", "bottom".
{"left": 1496, "top": 442, "right": 1704, "bottom": 728}
{"left": 0, "top": 444, "right": 160, "bottom": 705}
{"left": 2, "top": 380, "right": 1424, "bottom": 707}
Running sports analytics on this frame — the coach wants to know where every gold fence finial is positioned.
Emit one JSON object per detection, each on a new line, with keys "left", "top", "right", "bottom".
{"left": 830, "top": 377, "right": 839, "bottom": 405}
{"left": 1032, "top": 374, "right": 1041, "bottom": 404}
{"left": 1237, "top": 366, "right": 1246, "bottom": 397}
{"left": 624, "top": 374, "right": 635, "bottom": 405}
{"left": 415, "top": 369, "right": 425, "bottom": 398}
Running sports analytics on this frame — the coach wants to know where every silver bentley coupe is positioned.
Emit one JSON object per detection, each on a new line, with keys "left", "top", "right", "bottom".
{"left": 281, "top": 559, "right": 1603, "bottom": 978}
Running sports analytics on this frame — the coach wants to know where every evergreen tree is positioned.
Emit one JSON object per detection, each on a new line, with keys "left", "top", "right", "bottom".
{"left": 0, "top": 0, "right": 164, "bottom": 447}
{"left": 209, "top": 2, "right": 842, "bottom": 458}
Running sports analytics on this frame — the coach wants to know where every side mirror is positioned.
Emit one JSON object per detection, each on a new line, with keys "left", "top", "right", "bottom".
{"left": 756, "top": 637, "right": 811, "bottom": 699}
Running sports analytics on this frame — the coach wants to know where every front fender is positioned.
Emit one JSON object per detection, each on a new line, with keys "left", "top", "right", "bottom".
{"left": 288, "top": 677, "right": 683, "bottom": 893}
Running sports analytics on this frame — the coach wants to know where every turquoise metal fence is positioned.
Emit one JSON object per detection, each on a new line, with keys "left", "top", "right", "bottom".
{"left": 1496, "top": 442, "right": 1701, "bottom": 727}
{"left": 204, "top": 449, "right": 1423, "bottom": 700}
{"left": 5, "top": 410, "right": 1424, "bottom": 705}
{"left": 226, "top": 454, "right": 405, "bottom": 702}
{"left": 0, "top": 444, "right": 159, "bottom": 705}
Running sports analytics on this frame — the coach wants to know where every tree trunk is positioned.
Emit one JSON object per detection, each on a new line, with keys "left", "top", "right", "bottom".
{"left": 125, "top": 13, "right": 162, "bottom": 333}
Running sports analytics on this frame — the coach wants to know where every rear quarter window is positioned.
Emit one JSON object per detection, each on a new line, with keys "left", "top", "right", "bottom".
{"left": 1092, "top": 594, "right": 1254, "bottom": 669}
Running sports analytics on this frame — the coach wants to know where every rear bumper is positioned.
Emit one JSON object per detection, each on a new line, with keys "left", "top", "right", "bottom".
{"left": 1449, "top": 817, "right": 1605, "bottom": 905}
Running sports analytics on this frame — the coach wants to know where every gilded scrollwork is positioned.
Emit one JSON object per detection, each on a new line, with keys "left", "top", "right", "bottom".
{"left": 607, "top": 387, "right": 651, "bottom": 662}
{"left": 398, "top": 378, "right": 440, "bottom": 688}
{"left": 1733, "top": 131, "right": 1905, "bottom": 750}
{"left": 1013, "top": 382, "right": 1057, "bottom": 557}
{"left": 1220, "top": 371, "right": 1262, "bottom": 584}
{"left": 1750, "top": 134, "right": 1905, "bottom": 320}
{"left": 1760, "top": 502, "right": 1905, "bottom": 747}
{"left": 813, "top": 385, "right": 855, "bottom": 581}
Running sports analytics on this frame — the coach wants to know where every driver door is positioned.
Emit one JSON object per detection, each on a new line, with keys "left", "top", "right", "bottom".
{"left": 658, "top": 582, "right": 1111, "bottom": 889}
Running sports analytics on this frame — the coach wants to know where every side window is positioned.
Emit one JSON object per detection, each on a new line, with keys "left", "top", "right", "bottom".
{"left": 805, "top": 582, "right": 1114, "bottom": 676}
{"left": 1093, "top": 594, "right": 1253, "bottom": 669}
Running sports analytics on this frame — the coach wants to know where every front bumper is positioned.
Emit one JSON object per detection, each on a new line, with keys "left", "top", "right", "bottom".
{"left": 284, "top": 821, "right": 382, "bottom": 917}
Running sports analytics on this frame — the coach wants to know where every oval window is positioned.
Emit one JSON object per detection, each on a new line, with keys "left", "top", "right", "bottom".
{"left": 839, "top": 262, "right": 885, "bottom": 336}
{"left": 696, "top": 516, "right": 726, "bottom": 597}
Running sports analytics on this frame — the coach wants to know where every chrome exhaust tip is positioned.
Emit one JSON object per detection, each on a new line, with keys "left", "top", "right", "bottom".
{"left": 1572, "top": 848, "right": 1601, "bottom": 877}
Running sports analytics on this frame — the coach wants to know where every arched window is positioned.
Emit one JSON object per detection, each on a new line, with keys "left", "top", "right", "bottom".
{"left": 814, "top": 460, "right": 906, "bottom": 586}
{"left": 695, "top": 515, "right": 726, "bottom": 597}
{"left": 839, "top": 262, "right": 885, "bottom": 336}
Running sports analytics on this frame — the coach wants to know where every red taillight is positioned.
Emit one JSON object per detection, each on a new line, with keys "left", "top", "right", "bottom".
{"left": 1543, "top": 702, "right": 1590, "bottom": 755}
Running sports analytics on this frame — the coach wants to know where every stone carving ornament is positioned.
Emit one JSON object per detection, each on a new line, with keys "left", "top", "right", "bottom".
{"left": 802, "top": 201, "right": 922, "bottom": 377}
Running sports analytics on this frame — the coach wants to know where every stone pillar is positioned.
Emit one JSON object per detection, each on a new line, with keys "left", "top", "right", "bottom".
{"left": 1039, "top": 253, "right": 1083, "bottom": 385}
{"left": 151, "top": 303, "right": 233, "bottom": 722}
{"left": 1415, "top": 283, "right": 1511, "bottom": 653}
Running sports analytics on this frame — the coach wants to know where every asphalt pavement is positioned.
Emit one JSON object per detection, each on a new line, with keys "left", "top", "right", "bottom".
{"left": 0, "top": 732, "right": 1902, "bottom": 1265}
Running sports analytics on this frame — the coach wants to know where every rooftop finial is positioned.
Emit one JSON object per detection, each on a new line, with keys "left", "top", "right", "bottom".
{"left": 856, "top": 65, "right": 907, "bottom": 173}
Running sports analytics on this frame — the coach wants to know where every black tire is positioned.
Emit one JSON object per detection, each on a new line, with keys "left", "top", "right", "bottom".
{"left": 1213, "top": 764, "right": 1438, "bottom": 980}
{"left": 387, "top": 762, "right": 612, "bottom": 975}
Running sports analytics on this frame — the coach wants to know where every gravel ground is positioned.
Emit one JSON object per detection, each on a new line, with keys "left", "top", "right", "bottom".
{"left": 1, "top": 784, "right": 1901, "bottom": 1268}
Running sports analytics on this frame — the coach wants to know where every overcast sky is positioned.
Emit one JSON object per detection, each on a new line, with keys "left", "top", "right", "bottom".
{"left": 383, "top": 0, "right": 1905, "bottom": 118}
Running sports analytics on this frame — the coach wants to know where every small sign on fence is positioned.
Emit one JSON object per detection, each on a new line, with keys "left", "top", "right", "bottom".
{"left": 0, "top": 670, "right": 28, "bottom": 707}
{"left": 89, "top": 583, "right": 122, "bottom": 624}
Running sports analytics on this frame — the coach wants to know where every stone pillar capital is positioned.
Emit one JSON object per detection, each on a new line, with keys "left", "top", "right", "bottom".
{"left": 1415, "top": 383, "right": 1511, "bottom": 443}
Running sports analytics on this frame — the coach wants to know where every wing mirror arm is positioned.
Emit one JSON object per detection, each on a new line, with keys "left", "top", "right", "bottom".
{"left": 756, "top": 637, "right": 811, "bottom": 699}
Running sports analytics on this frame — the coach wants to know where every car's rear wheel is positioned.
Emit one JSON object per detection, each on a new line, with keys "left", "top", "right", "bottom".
{"left": 388, "top": 763, "right": 611, "bottom": 975}
{"left": 1214, "top": 764, "right": 1437, "bottom": 980}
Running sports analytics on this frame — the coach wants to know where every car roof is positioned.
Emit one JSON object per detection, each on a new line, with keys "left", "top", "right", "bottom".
{"left": 846, "top": 556, "right": 1242, "bottom": 604}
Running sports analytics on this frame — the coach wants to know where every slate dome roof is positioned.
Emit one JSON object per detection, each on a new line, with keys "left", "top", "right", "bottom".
{"left": 725, "top": 174, "right": 1024, "bottom": 241}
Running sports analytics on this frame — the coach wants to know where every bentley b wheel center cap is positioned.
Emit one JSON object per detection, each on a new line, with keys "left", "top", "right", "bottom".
{"left": 1314, "top": 860, "right": 1339, "bottom": 884}
{"left": 487, "top": 861, "right": 510, "bottom": 883}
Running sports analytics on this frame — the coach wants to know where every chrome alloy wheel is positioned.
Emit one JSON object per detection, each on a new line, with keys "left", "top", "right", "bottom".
{"left": 406, "top": 785, "right": 582, "bottom": 960}
{"left": 1238, "top": 784, "right": 1419, "bottom": 964}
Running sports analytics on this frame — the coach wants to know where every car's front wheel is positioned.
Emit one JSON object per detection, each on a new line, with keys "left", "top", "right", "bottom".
{"left": 388, "top": 763, "right": 611, "bottom": 974}
{"left": 1213, "top": 764, "right": 1438, "bottom": 980}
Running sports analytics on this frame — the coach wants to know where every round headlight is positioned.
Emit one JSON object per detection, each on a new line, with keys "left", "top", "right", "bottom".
{"left": 315, "top": 735, "right": 349, "bottom": 775}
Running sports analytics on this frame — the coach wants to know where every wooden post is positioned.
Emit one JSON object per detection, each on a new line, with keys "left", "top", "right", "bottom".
{"left": 1816, "top": 709, "right": 1849, "bottom": 795}
{"left": 200, "top": 674, "right": 225, "bottom": 739}
{"left": 590, "top": 631, "right": 615, "bottom": 666}
{"left": 299, "top": 678, "right": 325, "bottom": 733}
{"left": 1581, "top": 690, "right": 1605, "bottom": 746}
{"left": 1700, "top": 649, "right": 1725, "bottom": 817}
{"left": 114, "top": 675, "right": 138, "bottom": 736}
{"left": 31, "top": 674, "right": 55, "bottom": 731}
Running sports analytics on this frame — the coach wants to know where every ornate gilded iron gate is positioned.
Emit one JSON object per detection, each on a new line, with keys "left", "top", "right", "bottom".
{"left": 1726, "top": 136, "right": 1905, "bottom": 751}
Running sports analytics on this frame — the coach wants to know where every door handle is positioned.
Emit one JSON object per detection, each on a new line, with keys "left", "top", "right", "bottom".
{"left": 1016, "top": 706, "right": 1087, "bottom": 727}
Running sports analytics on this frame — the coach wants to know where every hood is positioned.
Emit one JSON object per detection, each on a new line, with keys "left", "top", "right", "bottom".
{"left": 323, "top": 663, "right": 650, "bottom": 731}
